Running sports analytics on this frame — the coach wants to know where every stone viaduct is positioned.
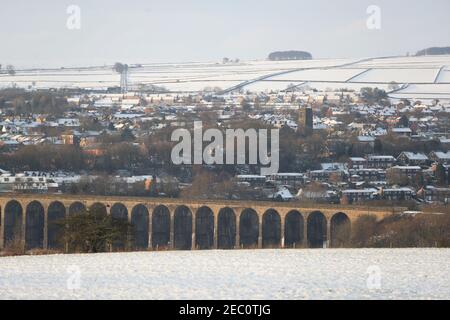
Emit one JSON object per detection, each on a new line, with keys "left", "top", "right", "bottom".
{"left": 0, "top": 194, "right": 405, "bottom": 251}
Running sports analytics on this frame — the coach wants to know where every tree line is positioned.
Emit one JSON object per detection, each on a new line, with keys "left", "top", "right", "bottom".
{"left": 351, "top": 212, "right": 450, "bottom": 248}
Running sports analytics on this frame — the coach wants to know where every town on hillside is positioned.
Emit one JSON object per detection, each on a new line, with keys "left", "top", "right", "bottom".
{"left": 0, "top": 85, "right": 449, "bottom": 211}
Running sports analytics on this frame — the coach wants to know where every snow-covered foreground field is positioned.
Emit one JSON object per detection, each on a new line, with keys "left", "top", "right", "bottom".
{"left": 0, "top": 249, "right": 449, "bottom": 300}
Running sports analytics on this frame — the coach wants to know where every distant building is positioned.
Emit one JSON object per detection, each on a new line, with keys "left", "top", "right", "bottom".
{"left": 391, "top": 127, "right": 412, "bottom": 137}
{"left": 298, "top": 106, "right": 313, "bottom": 136}
{"left": 367, "top": 155, "right": 396, "bottom": 169}
{"left": 389, "top": 166, "right": 422, "bottom": 177}
{"left": 397, "top": 152, "right": 429, "bottom": 166}
{"left": 357, "top": 136, "right": 376, "bottom": 148}
{"left": 310, "top": 164, "right": 347, "bottom": 182}
{"left": 268, "top": 173, "right": 306, "bottom": 188}
{"left": 418, "top": 186, "right": 450, "bottom": 203}
{"left": 236, "top": 175, "right": 266, "bottom": 186}
{"left": 81, "top": 144, "right": 104, "bottom": 157}
{"left": 341, "top": 188, "right": 377, "bottom": 202}
{"left": 61, "top": 133, "right": 80, "bottom": 145}
{"left": 439, "top": 137, "right": 450, "bottom": 148}
{"left": 348, "top": 168, "right": 386, "bottom": 182}
{"left": 380, "top": 187, "right": 415, "bottom": 201}
{"left": 429, "top": 151, "right": 450, "bottom": 165}
{"left": 348, "top": 157, "right": 367, "bottom": 169}
{"left": 0, "top": 175, "right": 59, "bottom": 194}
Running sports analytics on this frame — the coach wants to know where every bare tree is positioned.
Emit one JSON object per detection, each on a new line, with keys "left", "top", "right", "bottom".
{"left": 113, "top": 62, "right": 128, "bottom": 74}
{"left": 56, "top": 206, "right": 132, "bottom": 253}
{"left": 6, "top": 65, "right": 15, "bottom": 75}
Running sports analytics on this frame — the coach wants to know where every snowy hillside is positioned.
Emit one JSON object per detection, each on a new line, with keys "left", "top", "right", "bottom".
{"left": 1, "top": 56, "right": 450, "bottom": 101}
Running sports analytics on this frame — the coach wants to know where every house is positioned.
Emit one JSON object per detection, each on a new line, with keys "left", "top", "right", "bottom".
{"left": 341, "top": 188, "right": 378, "bottom": 203}
{"left": 270, "top": 187, "right": 294, "bottom": 201}
{"left": 61, "top": 132, "right": 81, "bottom": 145}
{"left": 0, "top": 139, "right": 21, "bottom": 151}
{"left": 429, "top": 151, "right": 450, "bottom": 165}
{"left": 296, "top": 188, "right": 338, "bottom": 202}
{"left": 418, "top": 186, "right": 450, "bottom": 203}
{"left": 380, "top": 187, "right": 415, "bottom": 201}
{"left": 391, "top": 127, "right": 412, "bottom": 137}
{"left": 81, "top": 144, "right": 104, "bottom": 156}
{"left": 388, "top": 166, "right": 422, "bottom": 177}
{"left": 267, "top": 173, "right": 306, "bottom": 188}
{"left": 397, "top": 152, "right": 429, "bottom": 166}
{"left": 236, "top": 175, "right": 266, "bottom": 186}
{"left": 348, "top": 157, "right": 367, "bottom": 169}
{"left": 57, "top": 118, "right": 81, "bottom": 127}
{"left": 309, "top": 163, "right": 348, "bottom": 182}
{"left": 79, "top": 131, "right": 101, "bottom": 147}
{"left": 357, "top": 136, "right": 376, "bottom": 146}
{"left": 348, "top": 169, "right": 386, "bottom": 182}
{"left": 439, "top": 137, "right": 450, "bottom": 148}
{"left": 0, "top": 175, "right": 59, "bottom": 194}
{"left": 367, "top": 155, "right": 396, "bottom": 169}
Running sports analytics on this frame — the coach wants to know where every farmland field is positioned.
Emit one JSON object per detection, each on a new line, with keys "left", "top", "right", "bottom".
{"left": 0, "top": 249, "right": 449, "bottom": 300}
{"left": 1, "top": 56, "right": 450, "bottom": 100}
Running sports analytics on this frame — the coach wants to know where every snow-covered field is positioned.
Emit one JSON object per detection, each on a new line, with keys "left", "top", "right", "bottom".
{"left": 0, "top": 249, "right": 449, "bottom": 300}
{"left": 1, "top": 56, "right": 450, "bottom": 98}
{"left": 349, "top": 68, "right": 439, "bottom": 84}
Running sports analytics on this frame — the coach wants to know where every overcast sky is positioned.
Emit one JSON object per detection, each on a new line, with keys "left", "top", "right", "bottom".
{"left": 1, "top": 0, "right": 450, "bottom": 68}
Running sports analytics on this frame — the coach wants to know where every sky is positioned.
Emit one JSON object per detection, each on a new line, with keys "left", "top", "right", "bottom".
{"left": 1, "top": 0, "right": 450, "bottom": 68}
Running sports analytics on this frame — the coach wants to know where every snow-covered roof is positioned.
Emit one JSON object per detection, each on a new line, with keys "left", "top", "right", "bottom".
{"left": 350, "top": 157, "right": 366, "bottom": 162}
{"left": 271, "top": 173, "right": 305, "bottom": 177}
{"left": 358, "top": 136, "right": 376, "bottom": 142}
{"left": 342, "top": 188, "right": 377, "bottom": 194}
{"left": 321, "top": 163, "right": 347, "bottom": 171}
{"left": 431, "top": 151, "right": 450, "bottom": 160}
{"left": 236, "top": 175, "right": 266, "bottom": 179}
{"left": 368, "top": 155, "right": 395, "bottom": 160}
{"left": 392, "top": 128, "right": 412, "bottom": 133}
{"left": 271, "top": 188, "right": 294, "bottom": 200}
{"left": 382, "top": 187, "right": 414, "bottom": 193}
{"left": 399, "top": 152, "right": 428, "bottom": 161}
{"left": 391, "top": 165, "right": 422, "bottom": 170}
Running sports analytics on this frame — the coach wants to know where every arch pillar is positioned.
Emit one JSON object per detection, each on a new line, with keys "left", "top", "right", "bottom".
{"left": 302, "top": 214, "right": 308, "bottom": 248}
{"left": 213, "top": 211, "right": 218, "bottom": 249}
{"left": 147, "top": 205, "right": 153, "bottom": 250}
{"left": 191, "top": 211, "right": 196, "bottom": 250}
{"left": 280, "top": 215, "right": 285, "bottom": 248}
{"left": 126, "top": 205, "right": 133, "bottom": 223}
{"left": 169, "top": 210, "right": 175, "bottom": 250}
{"left": 326, "top": 219, "right": 331, "bottom": 248}
{"left": 43, "top": 208, "right": 48, "bottom": 250}
{"left": 258, "top": 217, "right": 263, "bottom": 249}
{"left": 235, "top": 210, "right": 240, "bottom": 249}
{"left": 21, "top": 204, "right": 26, "bottom": 250}
{"left": 0, "top": 204, "right": 4, "bottom": 249}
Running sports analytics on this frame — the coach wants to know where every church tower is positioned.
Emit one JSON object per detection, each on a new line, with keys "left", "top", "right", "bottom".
{"left": 298, "top": 106, "right": 313, "bottom": 136}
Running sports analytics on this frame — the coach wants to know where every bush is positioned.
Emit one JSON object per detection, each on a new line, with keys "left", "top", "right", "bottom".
{"left": 1, "top": 236, "right": 25, "bottom": 257}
